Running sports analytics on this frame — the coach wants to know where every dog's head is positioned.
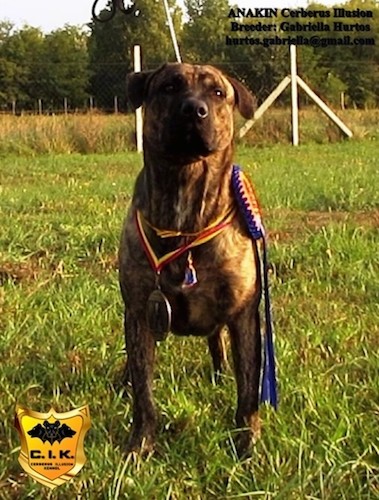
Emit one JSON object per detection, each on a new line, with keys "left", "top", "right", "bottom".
{"left": 127, "top": 63, "right": 255, "bottom": 162}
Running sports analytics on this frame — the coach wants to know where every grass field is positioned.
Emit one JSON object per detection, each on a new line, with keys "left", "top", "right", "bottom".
{"left": 0, "top": 134, "right": 378, "bottom": 498}
{"left": 0, "top": 108, "right": 378, "bottom": 155}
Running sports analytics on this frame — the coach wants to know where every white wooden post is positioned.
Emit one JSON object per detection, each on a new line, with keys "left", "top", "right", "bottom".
{"left": 64, "top": 97, "right": 68, "bottom": 114}
{"left": 134, "top": 45, "right": 143, "bottom": 153}
{"left": 239, "top": 76, "right": 291, "bottom": 138}
{"left": 297, "top": 76, "right": 353, "bottom": 138}
{"left": 162, "top": 0, "right": 181, "bottom": 62}
{"left": 290, "top": 44, "right": 299, "bottom": 146}
{"left": 238, "top": 42, "right": 352, "bottom": 142}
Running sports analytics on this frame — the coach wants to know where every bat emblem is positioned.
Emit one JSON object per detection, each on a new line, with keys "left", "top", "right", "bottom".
{"left": 28, "top": 420, "right": 76, "bottom": 445}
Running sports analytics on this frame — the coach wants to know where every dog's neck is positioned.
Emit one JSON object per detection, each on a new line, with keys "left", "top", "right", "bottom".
{"left": 137, "top": 147, "right": 235, "bottom": 232}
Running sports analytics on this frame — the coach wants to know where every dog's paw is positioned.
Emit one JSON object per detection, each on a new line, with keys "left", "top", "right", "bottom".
{"left": 234, "top": 430, "right": 254, "bottom": 459}
{"left": 233, "top": 413, "right": 261, "bottom": 459}
{"left": 126, "top": 430, "right": 156, "bottom": 458}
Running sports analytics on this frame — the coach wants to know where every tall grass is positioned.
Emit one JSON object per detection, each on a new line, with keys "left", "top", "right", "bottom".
{"left": 0, "top": 108, "right": 378, "bottom": 155}
{"left": 0, "top": 114, "right": 135, "bottom": 155}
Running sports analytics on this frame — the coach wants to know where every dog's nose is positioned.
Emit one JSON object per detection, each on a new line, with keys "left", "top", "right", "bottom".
{"left": 180, "top": 98, "right": 209, "bottom": 120}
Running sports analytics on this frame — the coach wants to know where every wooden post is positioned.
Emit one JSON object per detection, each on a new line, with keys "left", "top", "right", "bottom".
{"left": 89, "top": 96, "right": 94, "bottom": 112}
{"left": 297, "top": 76, "right": 353, "bottom": 138}
{"left": 134, "top": 45, "right": 143, "bottom": 153}
{"left": 238, "top": 42, "right": 352, "bottom": 142}
{"left": 239, "top": 76, "right": 291, "bottom": 138}
{"left": 290, "top": 44, "right": 299, "bottom": 146}
{"left": 38, "top": 99, "right": 43, "bottom": 115}
{"left": 162, "top": 0, "right": 181, "bottom": 62}
{"left": 64, "top": 97, "right": 68, "bottom": 115}
{"left": 114, "top": 95, "right": 118, "bottom": 114}
{"left": 12, "top": 100, "right": 16, "bottom": 115}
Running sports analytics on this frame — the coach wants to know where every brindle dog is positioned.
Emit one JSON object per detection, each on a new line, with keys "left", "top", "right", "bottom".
{"left": 119, "top": 63, "right": 261, "bottom": 457}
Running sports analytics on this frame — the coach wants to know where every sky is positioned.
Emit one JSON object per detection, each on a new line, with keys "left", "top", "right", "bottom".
{"left": 1, "top": 0, "right": 338, "bottom": 34}
{"left": 1, "top": 0, "right": 95, "bottom": 32}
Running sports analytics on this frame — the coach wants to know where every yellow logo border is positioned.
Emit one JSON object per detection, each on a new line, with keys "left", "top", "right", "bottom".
{"left": 15, "top": 405, "right": 90, "bottom": 490}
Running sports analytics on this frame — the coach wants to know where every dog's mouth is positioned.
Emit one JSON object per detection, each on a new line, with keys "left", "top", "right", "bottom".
{"left": 182, "top": 126, "right": 216, "bottom": 156}
{"left": 163, "top": 119, "right": 217, "bottom": 160}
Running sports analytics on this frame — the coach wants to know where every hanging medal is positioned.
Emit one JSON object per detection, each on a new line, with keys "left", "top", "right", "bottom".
{"left": 135, "top": 209, "right": 235, "bottom": 342}
{"left": 146, "top": 274, "right": 172, "bottom": 341}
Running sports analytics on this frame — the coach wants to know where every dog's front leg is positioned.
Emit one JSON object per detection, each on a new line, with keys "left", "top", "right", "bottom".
{"left": 228, "top": 306, "right": 261, "bottom": 457}
{"left": 124, "top": 310, "right": 156, "bottom": 455}
{"left": 207, "top": 326, "right": 227, "bottom": 383}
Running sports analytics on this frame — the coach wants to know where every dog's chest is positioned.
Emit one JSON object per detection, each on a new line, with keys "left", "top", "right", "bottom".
{"left": 159, "top": 234, "right": 259, "bottom": 336}
{"left": 174, "top": 187, "right": 195, "bottom": 230}
{"left": 173, "top": 180, "right": 207, "bottom": 231}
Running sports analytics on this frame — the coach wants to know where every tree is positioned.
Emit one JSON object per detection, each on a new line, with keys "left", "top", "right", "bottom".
{"left": 0, "top": 20, "right": 13, "bottom": 42}
{"left": 0, "top": 0, "right": 377, "bottom": 111}
{"left": 182, "top": 0, "right": 231, "bottom": 63}
{"left": 0, "top": 25, "right": 44, "bottom": 108}
{"left": 88, "top": 0, "right": 182, "bottom": 110}
{"left": 305, "top": 1, "right": 379, "bottom": 108}
{"left": 41, "top": 26, "right": 90, "bottom": 110}
{"left": 0, "top": 23, "right": 18, "bottom": 105}
{"left": 0, "top": 24, "right": 90, "bottom": 111}
{"left": 182, "top": 0, "right": 290, "bottom": 103}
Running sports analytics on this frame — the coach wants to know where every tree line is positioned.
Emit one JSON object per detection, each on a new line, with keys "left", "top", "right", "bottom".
{"left": 0, "top": 0, "right": 378, "bottom": 113}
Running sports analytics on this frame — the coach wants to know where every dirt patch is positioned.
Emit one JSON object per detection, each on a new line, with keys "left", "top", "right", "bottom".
{"left": 0, "top": 253, "right": 119, "bottom": 287}
{"left": 0, "top": 261, "right": 39, "bottom": 285}
{"left": 267, "top": 209, "right": 379, "bottom": 242}
{"left": 300, "top": 210, "right": 379, "bottom": 229}
{"left": 77, "top": 253, "right": 118, "bottom": 278}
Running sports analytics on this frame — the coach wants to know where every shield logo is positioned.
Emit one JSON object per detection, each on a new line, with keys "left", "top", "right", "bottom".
{"left": 14, "top": 405, "right": 90, "bottom": 489}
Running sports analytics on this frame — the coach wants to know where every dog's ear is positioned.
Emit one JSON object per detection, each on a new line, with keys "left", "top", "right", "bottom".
{"left": 127, "top": 64, "right": 169, "bottom": 110}
{"left": 126, "top": 70, "right": 154, "bottom": 111}
{"left": 228, "top": 76, "right": 256, "bottom": 120}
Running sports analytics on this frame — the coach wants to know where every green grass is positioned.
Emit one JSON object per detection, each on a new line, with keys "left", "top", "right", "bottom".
{"left": 0, "top": 140, "right": 378, "bottom": 499}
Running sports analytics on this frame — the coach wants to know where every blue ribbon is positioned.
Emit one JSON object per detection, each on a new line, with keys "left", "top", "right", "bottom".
{"left": 232, "top": 165, "right": 278, "bottom": 409}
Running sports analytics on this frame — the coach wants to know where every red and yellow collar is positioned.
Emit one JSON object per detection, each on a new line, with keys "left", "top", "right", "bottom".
{"left": 135, "top": 208, "right": 235, "bottom": 275}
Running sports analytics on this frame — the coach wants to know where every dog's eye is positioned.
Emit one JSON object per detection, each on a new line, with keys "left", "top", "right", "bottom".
{"left": 213, "top": 88, "right": 225, "bottom": 98}
{"left": 163, "top": 83, "right": 176, "bottom": 93}
{"left": 161, "top": 76, "right": 184, "bottom": 94}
